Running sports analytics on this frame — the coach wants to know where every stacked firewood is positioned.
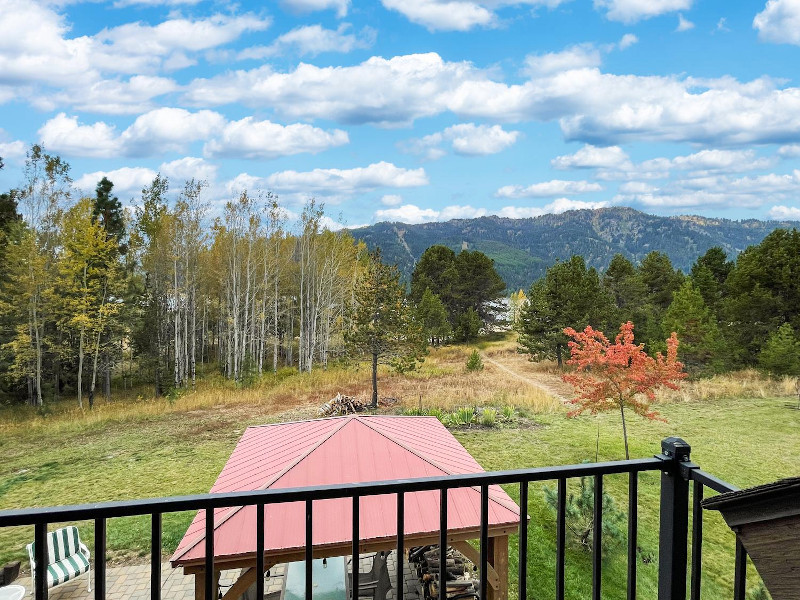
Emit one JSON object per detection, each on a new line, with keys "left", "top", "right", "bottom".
{"left": 319, "top": 393, "right": 370, "bottom": 416}
{"left": 318, "top": 393, "right": 399, "bottom": 417}
{"left": 408, "top": 546, "right": 480, "bottom": 600}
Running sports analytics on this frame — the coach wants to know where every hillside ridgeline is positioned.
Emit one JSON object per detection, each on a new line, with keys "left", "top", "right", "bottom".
{"left": 352, "top": 207, "right": 799, "bottom": 290}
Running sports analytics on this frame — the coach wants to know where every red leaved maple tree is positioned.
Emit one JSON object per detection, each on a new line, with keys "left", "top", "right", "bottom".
{"left": 562, "top": 321, "right": 686, "bottom": 460}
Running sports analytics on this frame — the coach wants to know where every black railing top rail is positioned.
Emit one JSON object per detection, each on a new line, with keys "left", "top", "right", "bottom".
{"left": 0, "top": 456, "right": 666, "bottom": 526}
{"left": 689, "top": 468, "right": 739, "bottom": 494}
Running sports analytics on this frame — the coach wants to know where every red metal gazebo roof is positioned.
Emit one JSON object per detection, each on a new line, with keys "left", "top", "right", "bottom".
{"left": 171, "top": 415, "right": 521, "bottom": 566}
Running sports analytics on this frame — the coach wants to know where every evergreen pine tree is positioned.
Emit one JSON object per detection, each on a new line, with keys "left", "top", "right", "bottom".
{"left": 758, "top": 323, "right": 800, "bottom": 376}
{"left": 662, "top": 281, "right": 723, "bottom": 375}
{"left": 416, "top": 287, "right": 451, "bottom": 345}
{"left": 518, "top": 256, "right": 614, "bottom": 366}
{"left": 345, "top": 250, "right": 428, "bottom": 407}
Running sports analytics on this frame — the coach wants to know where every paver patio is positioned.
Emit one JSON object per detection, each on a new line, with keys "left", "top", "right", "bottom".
{"left": 12, "top": 552, "right": 419, "bottom": 600}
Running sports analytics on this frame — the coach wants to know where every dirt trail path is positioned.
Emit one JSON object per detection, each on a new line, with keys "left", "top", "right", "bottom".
{"left": 481, "top": 354, "right": 570, "bottom": 404}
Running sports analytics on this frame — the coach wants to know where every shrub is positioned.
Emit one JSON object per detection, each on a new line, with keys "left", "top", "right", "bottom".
{"left": 501, "top": 405, "right": 516, "bottom": 420}
{"left": 428, "top": 407, "right": 446, "bottom": 422}
{"left": 452, "top": 406, "right": 476, "bottom": 426}
{"left": 480, "top": 407, "right": 497, "bottom": 427}
{"left": 466, "top": 349, "right": 484, "bottom": 372}
{"left": 544, "top": 472, "right": 625, "bottom": 554}
{"left": 758, "top": 323, "right": 800, "bottom": 376}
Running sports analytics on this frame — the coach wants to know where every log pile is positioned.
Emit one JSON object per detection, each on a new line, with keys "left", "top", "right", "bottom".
{"left": 408, "top": 546, "right": 480, "bottom": 600}
{"left": 318, "top": 393, "right": 399, "bottom": 417}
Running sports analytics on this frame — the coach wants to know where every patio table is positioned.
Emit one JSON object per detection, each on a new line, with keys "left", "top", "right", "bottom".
{"left": 281, "top": 558, "right": 349, "bottom": 600}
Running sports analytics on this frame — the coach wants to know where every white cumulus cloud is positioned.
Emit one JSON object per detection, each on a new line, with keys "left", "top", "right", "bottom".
{"left": 0, "top": 134, "right": 29, "bottom": 164}
{"left": 75, "top": 158, "right": 219, "bottom": 199}
{"left": 779, "top": 144, "right": 800, "bottom": 157}
{"left": 160, "top": 157, "right": 218, "bottom": 183}
{"left": 380, "top": 0, "right": 568, "bottom": 31}
{"left": 615, "top": 169, "right": 800, "bottom": 209}
{"left": 552, "top": 145, "right": 632, "bottom": 169}
{"left": 0, "top": 0, "right": 268, "bottom": 112}
{"left": 262, "top": 162, "right": 429, "bottom": 197}
{"left": 74, "top": 167, "right": 158, "bottom": 198}
{"left": 754, "top": 0, "right": 800, "bottom": 45}
{"left": 768, "top": 205, "right": 800, "bottom": 220}
{"left": 38, "top": 114, "right": 122, "bottom": 158}
{"left": 496, "top": 180, "right": 603, "bottom": 198}
{"left": 497, "top": 198, "right": 609, "bottom": 218}
{"left": 93, "top": 13, "right": 271, "bottom": 73}
{"left": 373, "top": 198, "right": 609, "bottom": 224}
{"left": 375, "top": 204, "right": 449, "bottom": 223}
{"left": 181, "top": 51, "right": 800, "bottom": 145}
{"left": 37, "top": 109, "right": 348, "bottom": 160}
{"left": 204, "top": 118, "right": 348, "bottom": 159}
{"left": 403, "top": 123, "right": 520, "bottom": 158}
{"left": 595, "top": 0, "right": 692, "bottom": 23}
{"left": 184, "top": 53, "right": 480, "bottom": 126}
{"left": 238, "top": 24, "right": 374, "bottom": 60}
{"left": 524, "top": 44, "right": 602, "bottom": 76}
{"left": 676, "top": 13, "right": 694, "bottom": 31}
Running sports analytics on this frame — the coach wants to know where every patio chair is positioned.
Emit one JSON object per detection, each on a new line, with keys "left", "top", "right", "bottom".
{"left": 349, "top": 552, "right": 392, "bottom": 600}
{"left": 26, "top": 526, "right": 91, "bottom": 594}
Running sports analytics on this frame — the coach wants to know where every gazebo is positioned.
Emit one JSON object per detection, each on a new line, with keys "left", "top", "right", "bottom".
{"left": 171, "top": 415, "right": 522, "bottom": 600}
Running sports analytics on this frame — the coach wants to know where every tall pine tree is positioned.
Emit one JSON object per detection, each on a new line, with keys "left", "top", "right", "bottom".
{"left": 345, "top": 250, "right": 427, "bottom": 407}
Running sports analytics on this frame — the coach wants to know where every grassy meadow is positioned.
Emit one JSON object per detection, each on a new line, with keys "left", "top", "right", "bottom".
{"left": 1, "top": 335, "right": 798, "bottom": 599}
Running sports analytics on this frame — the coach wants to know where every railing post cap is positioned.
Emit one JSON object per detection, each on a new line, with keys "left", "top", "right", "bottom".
{"left": 661, "top": 437, "right": 691, "bottom": 460}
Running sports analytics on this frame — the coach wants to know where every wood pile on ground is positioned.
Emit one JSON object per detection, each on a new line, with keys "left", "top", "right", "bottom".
{"left": 409, "top": 545, "right": 480, "bottom": 600}
{"left": 318, "top": 393, "right": 399, "bottom": 417}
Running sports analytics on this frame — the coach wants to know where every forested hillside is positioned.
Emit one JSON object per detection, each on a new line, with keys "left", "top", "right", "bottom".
{"left": 352, "top": 208, "right": 800, "bottom": 290}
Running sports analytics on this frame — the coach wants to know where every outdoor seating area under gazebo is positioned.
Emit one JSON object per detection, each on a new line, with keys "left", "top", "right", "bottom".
{"left": 170, "top": 415, "right": 522, "bottom": 600}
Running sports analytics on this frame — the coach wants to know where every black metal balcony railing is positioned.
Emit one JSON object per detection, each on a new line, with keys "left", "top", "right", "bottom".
{"left": 0, "top": 437, "right": 742, "bottom": 600}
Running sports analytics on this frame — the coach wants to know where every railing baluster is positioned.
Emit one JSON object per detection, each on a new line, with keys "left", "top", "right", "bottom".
{"left": 205, "top": 508, "right": 214, "bottom": 600}
{"left": 151, "top": 513, "right": 161, "bottom": 600}
{"left": 95, "top": 518, "right": 106, "bottom": 600}
{"left": 518, "top": 480, "right": 528, "bottom": 600}
{"left": 306, "top": 499, "right": 313, "bottom": 600}
{"left": 690, "top": 483, "right": 703, "bottom": 600}
{"left": 352, "top": 495, "right": 360, "bottom": 600}
{"left": 34, "top": 522, "right": 47, "bottom": 600}
{"left": 479, "top": 484, "right": 489, "bottom": 600}
{"left": 628, "top": 472, "right": 638, "bottom": 600}
{"left": 592, "top": 475, "right": 603, "bottom": 600}
{"left": 733, "top": 539, "right": 747, "bottom": 600}
{"left": 556, "top": 478, "right": 566, "bottom": 600}
{"left": 439, "top": 487, "right": 447, "bottom": 600}
{"left": 256, "top": 503, "right": 265, "bottom": 600}
{"left": 397, "top": 492, "right": 405, "bottom": 600}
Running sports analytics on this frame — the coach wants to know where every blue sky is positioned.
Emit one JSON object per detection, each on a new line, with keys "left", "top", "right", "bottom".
{"left": 2, "top": 0, "right": 800, "bottom": 227}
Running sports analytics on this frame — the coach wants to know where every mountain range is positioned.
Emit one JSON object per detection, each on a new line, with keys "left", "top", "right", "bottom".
{"left": 350, "top": 207, "right": 800, "bottom": 291}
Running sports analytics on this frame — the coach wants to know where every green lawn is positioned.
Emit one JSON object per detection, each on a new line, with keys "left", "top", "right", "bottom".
{"left": 455, "top": 396, "right": 799, "bottom": 599}
{"left": 1, "top": 389, "right": 797, "bottom": 599}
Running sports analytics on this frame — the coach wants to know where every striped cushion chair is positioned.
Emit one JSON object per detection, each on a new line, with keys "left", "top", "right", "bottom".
{"left": 26, "top": 526, "right": 91, "bottom": 592}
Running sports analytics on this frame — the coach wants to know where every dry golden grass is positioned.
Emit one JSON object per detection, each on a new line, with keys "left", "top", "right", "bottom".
{"left": 383, "top": 343, "right": 563, "bottom": 414}
{"left": 655, "top": 369, "right": 799, "bottom": 403}
{"left": 11, "top": 339, "right": 792, "bottom": 440}
{"left": 0, "top": 342, "right": 566, "bottom": 438}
